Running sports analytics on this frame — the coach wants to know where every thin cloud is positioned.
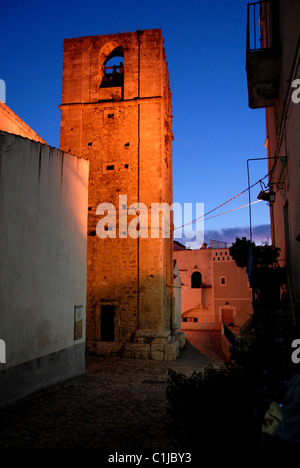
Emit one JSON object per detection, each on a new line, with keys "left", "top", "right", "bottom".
{"left": 175, "top": 224, "right": 271, "bottom": 249}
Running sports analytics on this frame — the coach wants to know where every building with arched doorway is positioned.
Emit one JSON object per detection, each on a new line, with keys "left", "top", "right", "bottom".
{"left": 173, "top": 241, "right": 253, "bottom": 335}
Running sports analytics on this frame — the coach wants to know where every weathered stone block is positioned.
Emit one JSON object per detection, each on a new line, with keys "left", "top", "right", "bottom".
{"left": 151, "top": 338, "right": 165, "bottom": 352}
{"left": 164, "top": 339, "right": 179, "bottom": 360}
{"left": 123, "top": 343, "right": 151, "bottom": 359}
{"left": 98, "top": 87, "right": 122, "bottom": 101}
{"left": 135, "top": 328, "right": 171, "bottom": 340}
{"left": 136, "top": 337, "right": 151, "bottom": 344}
{"left": 151, "top": 350, "right": 164, "bottom": 360}
{"left": 175, "top": 332, "right": 186, "bottom": 350}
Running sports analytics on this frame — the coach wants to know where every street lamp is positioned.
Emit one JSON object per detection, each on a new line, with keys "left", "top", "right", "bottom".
{"left": 257, "top": 189, "right": 276, "bottom": 203}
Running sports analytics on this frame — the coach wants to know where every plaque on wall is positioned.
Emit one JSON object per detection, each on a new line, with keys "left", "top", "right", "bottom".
{"left": 74, "top": 305, "right": 83, "bottom": 340}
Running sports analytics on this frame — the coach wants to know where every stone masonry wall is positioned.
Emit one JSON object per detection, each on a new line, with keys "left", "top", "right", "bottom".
{"left": 59, "top": 29, "right": 184, "bottom": 360}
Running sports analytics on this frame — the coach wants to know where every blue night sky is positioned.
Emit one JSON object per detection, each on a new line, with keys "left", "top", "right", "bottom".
{"left": 1, "top": 0, "right": 271, "bottom": 247}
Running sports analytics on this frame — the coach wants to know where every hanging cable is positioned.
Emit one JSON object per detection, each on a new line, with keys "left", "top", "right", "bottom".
{"left": 202, "top": 200, "right": 262, "bottom": 221}
{"left": 173, "top": 172, "right": 270, "bottom": 232}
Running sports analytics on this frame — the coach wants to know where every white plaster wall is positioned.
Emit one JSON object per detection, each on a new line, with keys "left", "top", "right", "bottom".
{"left": 0, "top": 132, "right": 89, "bottom": 370}
{"left": 173, "top": 260, "right": 181, "bottom": 331}
{"left": 173, "top": 249, "right": 214, "bottom": 320}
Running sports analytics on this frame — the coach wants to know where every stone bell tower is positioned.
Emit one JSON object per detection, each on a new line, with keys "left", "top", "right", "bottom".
{"left": 59, "top": 29, "right": 184, "bottom": 360}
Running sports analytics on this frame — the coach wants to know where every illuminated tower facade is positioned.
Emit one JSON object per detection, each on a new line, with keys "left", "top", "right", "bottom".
{"left": 59, "top": 29, "right": 184, "bottom": 360}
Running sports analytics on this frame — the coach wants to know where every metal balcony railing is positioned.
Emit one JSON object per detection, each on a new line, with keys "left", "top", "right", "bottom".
{"left": 247, "top": 0, "right": 279, "bottom": 52}
{"left": 246, "top": 0, "right": 281, "bottom": 109}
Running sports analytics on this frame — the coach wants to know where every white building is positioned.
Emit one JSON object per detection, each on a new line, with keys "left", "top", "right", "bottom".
{"left": 0, "top": 104, "right": 89, "bottom": 406}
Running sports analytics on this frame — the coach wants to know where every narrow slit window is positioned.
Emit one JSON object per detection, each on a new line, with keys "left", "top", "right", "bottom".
{"left": 106, "top": 164, "right": 114, "bottom": 171}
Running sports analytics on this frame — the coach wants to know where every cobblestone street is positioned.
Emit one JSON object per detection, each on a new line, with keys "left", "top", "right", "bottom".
{"left": 0, "top": 331, "right": 225, "bottom": 452}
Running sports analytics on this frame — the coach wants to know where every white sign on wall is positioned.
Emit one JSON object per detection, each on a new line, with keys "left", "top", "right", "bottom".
{"left": 0, "top": 339, "right": 6, "bottom": 363}
{"left": 74, "top": 306, "right": 83, "bottom": 340}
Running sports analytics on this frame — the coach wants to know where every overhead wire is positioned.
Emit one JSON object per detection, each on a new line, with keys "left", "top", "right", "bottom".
{"left": 173, "top": 172, "right": 270, "bottom": 232}
{"left": 202, "top": 199, "right": 262, "bottom": 221}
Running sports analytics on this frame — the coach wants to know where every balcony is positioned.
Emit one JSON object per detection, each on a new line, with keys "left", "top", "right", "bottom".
{"left": 246, "top": 0, "right": 281, "bottom": 109}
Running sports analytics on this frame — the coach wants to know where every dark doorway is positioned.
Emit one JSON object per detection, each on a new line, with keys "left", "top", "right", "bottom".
{"left": 101, "top": 305, "right": 115, "bottom": 341}
{"left": 191, "top": 271, "right": 202, "bottom": 288}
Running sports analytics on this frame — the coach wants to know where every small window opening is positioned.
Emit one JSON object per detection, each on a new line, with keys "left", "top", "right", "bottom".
{"left": 184, "top": 317, "right": 197, "bottom": 323}
{"left": 88, "top": 142, "right": 93, "bottom": 146}
{"left": 124, "top": 164, "right": 129, "bottom": 168}
{"left": 106, "top": 164, "right": 114, "bottom": 171}
{"left": 124, "top": 142, "right": 130, "bottom": 147}
{"left": 191, "top": 271, "right": 202, "bottom": 288}
{"left": 107, "top": 113, "right": 114, "bottom": 119}
{"left": 220, "top": 277, "right": 226, "bottom": 285}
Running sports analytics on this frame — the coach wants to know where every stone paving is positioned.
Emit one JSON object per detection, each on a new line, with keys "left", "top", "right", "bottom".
{"left": 0, "top": 331, "right": 225, "bottom": 451}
